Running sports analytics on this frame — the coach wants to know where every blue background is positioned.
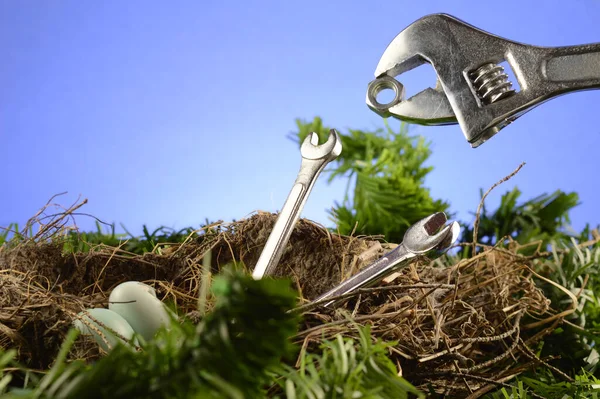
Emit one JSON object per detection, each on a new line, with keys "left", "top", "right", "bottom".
{"left": 2, "top": 1, "right": 599, "bottom": 236}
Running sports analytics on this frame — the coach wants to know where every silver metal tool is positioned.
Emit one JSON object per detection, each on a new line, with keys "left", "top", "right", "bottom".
{"left": 252, "top": 130, "right": 342, "bottom": 279}
{"left": 366, "top": 13, "right": 600, "bottom": 148}
{"left": 312, "top": 212, "right": 460, "bottom": 307}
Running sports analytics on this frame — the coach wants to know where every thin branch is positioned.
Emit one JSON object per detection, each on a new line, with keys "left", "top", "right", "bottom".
{"left": 472, "top": 162, "right": 525, "bottom": 251}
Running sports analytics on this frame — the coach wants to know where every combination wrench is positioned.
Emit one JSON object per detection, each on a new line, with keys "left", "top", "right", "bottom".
{"left": 252, "top": 130, "right": 342, "bottom": 279}
{"left": 312, "top": 212, "right": 460, "bottom": 308}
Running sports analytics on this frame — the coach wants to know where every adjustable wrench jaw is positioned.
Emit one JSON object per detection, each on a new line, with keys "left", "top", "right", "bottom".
{"left": 367, "top": 13, "right": 600, "bottom": 147}
{"left": 367, "top": 78, "right": 455, "bottom": 127}
{"left": 367, "top": 13, "right": 524, "bottom": 146}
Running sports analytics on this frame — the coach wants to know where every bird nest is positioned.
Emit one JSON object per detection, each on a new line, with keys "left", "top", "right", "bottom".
{"left": 0, "top": 200, "right": 580, "bottom": 397}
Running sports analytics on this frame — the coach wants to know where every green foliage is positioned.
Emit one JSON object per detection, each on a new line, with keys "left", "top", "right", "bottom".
{"left": 0, "top": 267, "right": 420, "bottom": 399}
{"left": 0, "top": 223, "right": 31, "bottom": 247}
{"left": 457, "top": 184, "right": 600, "bottom": 380}
{"left": 460, "top": 187, "right": 580, "bottom": 256}
{"left": 290, "top": 117, "right": 449, "bottom": 243}
{"left": 458, "top": 185, "right": 600, "bottom": 396}
{"left": 0, "top": 219, "right": 209, "bottom": 256}
{"left": 60, "top": 221, "right": 130, "bottom": 253}
{"left": 61, "top": 221, "right": 203, "bottom": 255}
{"left": 0, "top": 268, "right": 300, "bottom": 399}
{"left": 483, "top": 380, "right": 531, "bottom": 399}
{"left": 277, "top": 325, "right": 422, "bottom": 399}
{"left": 483, "top": 370, "right": 600, "bottom": 398}
{"left": 289, "top": 117, "right": 600, "bottom": 396}
{"left": 520, "top": 370, "right": 600, "bottom": 398}
{"left": 529, "top": 236, "right": 600, "bottom": 377}
{"left": 0, "top": 350, "right": 17, "bottom": 393}
{"left": 4, "top": 115, "right": 600, "bottom": 397}
{"left": 0, "top": 223, "right": 15, "bottom": 246}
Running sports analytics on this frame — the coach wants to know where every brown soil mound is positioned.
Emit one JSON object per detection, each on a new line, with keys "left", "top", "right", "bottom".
{"left": 0, "top": 210, "right": 577, "bottom": 397}
{"left": 0, "top": 213, "right": 380, "bottom": 369}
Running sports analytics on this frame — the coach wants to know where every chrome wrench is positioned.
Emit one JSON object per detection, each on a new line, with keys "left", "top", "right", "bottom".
{"left": 252, "top": 130, "right": 342, "bottom": 279}
{"left": 312, "top": 212, "right": 460, "bottom": 307}
{"left": 366, "top": 14, "right": 600, "bottom": 147}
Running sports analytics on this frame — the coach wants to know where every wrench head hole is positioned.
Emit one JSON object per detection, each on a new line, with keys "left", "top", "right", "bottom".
{"left": 376, "top": 87, "right": 396, "bottom": 105}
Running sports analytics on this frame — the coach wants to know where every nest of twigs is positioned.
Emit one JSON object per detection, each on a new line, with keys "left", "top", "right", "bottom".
{"left": 0, "top": 195, "right": 581, "bottom": 397}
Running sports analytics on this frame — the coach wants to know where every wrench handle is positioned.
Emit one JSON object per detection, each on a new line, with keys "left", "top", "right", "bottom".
{"left": 545, "top": 44, "right": 600, "bottom": 88}
{"left": 313, "top": 245, "right": 415, "bottom": 307}
{"left": 252, "top": 182, "right": 309, "bottom": 279}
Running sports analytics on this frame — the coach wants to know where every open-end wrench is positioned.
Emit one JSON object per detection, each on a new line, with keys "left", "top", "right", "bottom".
{"left": 252, "top": 130, "right": 342, "bottom": 279}
{"left": 312, "top": 212, "right": 460, "bottom": 308}
{"left": 365, "top": 14, "right": 600, "bottom": 147}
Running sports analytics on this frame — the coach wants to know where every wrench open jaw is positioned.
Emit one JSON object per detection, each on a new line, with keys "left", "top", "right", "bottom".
{"left": 301, "top": 130, "right": 342, "bottom": 161}
{"left": 366, "top": 13, "right": 600, "bottom": 147}
{"left": 403, "top": 212, "right": 460, "bottom": 257}
{"left": 312, "top": 212, "right": 460, "bottom": 308}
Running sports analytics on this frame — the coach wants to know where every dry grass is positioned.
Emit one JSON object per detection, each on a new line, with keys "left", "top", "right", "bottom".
{"left": 0, "top": 185, "right": 590, "bottom": 397}
{"left": 0, "top": 204, "right": 380, "bottom": 370}
{"left": 298, "top": 242, "right": 568, "bottom": 397}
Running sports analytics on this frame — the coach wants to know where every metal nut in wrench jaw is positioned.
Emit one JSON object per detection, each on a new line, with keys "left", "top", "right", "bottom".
{"left": 313, "top": 212, "right": 460, "bottom": 308}
{"left": 251, "top": 129, "right": 342, "bottom": 280}
{"left": 366, "top": 13, "right": 600, "bottom": 147}
{"left": 366, "top": 76, "right": 405, "bottom": 113}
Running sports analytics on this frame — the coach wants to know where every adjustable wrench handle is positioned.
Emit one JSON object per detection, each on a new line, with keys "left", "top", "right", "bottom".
{"left": 544, "top": 44, "right": 600, "bottom": 87}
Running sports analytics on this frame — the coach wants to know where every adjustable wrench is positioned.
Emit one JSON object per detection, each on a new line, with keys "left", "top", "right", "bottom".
{"left": 313, "top": 212, "right": 460, "bottom": 308}
{"left": 366, "top": 14, "right": 600, "bottom": 147}
{"left": 252, "top": 130, "right": 342, "bottom": 279}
